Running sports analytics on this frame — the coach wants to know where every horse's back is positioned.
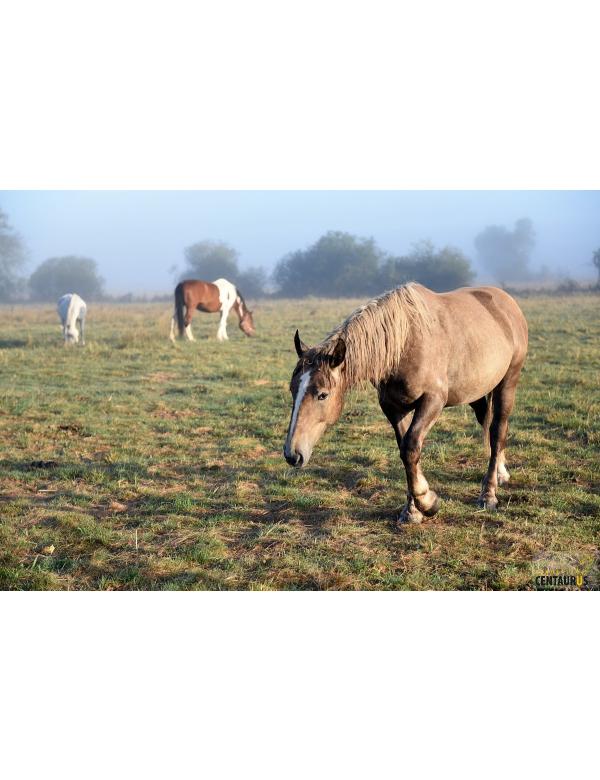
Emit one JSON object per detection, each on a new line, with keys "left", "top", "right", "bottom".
{"left": 179, "top": 279, "right": 222, "bottom": 312}
{"left": 411, "top": 285, "right": 528, "bottom": 405}
{"left": 429, "top": 285, "right": 527, "bottom": 355}
{"left": 59, "top": 293, "right": 86, "bottom": 319}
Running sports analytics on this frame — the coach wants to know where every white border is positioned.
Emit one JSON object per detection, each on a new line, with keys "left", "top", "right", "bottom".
{"left": 1, "top": 594, "right": 598, "bottom": 779}
{"left": 1, "top": 0, "right": 599, "bottom": 189}
{"left": 1, "top": 1, "right": 598, "bottom": 777}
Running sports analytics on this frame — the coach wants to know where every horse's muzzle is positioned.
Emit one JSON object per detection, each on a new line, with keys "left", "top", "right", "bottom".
{"left": 284, "top": 449, "right": 304, "bottom": 468}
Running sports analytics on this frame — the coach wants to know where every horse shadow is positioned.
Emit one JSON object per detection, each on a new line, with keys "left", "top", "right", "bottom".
{"left": 0, "top": 338, "right": 28, "bottom": 349}
{"left": 0, "top": 457, "right": 152, "bottom": 481}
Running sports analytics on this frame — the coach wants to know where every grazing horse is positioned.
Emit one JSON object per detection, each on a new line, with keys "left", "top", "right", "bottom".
{"left": 284, "top": 283, "right": 528, "bottom": 524}
{"left": 170, "top": 278, "right": 256, "bottom": 342}
{"left": 57, "top": 293, "right": 87, "bottom": 345}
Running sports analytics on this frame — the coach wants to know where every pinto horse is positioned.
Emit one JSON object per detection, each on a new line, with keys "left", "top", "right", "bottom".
{"left": 284, "top": 283, "right": 528, "bottom": 524}
{"left": 170, "top": 278, "right": 255, "bottom": 342}
{"left": 57, "top": 293, "right": 87, "bottom": 345}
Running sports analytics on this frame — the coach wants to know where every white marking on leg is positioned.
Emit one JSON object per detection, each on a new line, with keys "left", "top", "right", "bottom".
{"left": 217, "top": 309, "right": 229, "bottom": 341}
{"left": 185, "top": 324, "right": 195, "bottom": 341}
{"left": 284, "top": 369, "right": 311, "bottom": 455}
{"left": 497, "top": 454, "right": 510, "bottom": 485}
{"left": 213, "top": 278, "right": 237, "bottom": 341}
{"left": 169, "top": 315, "right": 176, "bottom": 341}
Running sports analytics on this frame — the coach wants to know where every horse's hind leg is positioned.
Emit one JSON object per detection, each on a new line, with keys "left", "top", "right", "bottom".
{"left": 183, "top": 307, "right": 195, "bottom": 341}
{"left": 478, "top": 372, "right": 520, "bottom": 510}
{"left": 470, "top": 396, "right": 488, "bottom": 427}
{"left": 471, "top": 395, "right": 510, "bottom": 486}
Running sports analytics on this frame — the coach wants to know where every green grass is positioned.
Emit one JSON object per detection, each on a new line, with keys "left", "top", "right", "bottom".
{"left": 0, "top": 297, "right": 598, "bottom": 590}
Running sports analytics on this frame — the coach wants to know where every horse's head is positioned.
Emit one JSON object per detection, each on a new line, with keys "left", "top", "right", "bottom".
{"left": 283, "top": 330, "right": 346, "bottom": 468}
{"left": 239, "top": 309, "right": 256, "bottom": 337}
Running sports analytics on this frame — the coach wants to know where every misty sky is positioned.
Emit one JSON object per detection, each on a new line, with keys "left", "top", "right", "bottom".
{"left": 1, "top": 191, "right": 598, "bottom": 293}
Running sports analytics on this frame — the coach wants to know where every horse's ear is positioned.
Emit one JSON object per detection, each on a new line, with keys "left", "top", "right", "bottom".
{"left": 294, "top": 329, "right": 308, "bottom": 358}
{"left": 329, "top": 337, "right": 346, "bottom": 368}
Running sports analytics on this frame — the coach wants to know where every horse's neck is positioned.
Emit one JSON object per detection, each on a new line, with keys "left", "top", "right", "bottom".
{"left": 232, "top": 297, "right": 244, "bottom": 320}
{"left": 66, "top": 296, "right": 78, "bottom": 325}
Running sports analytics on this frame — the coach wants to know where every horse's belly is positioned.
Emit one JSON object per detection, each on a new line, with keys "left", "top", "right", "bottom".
{"left": 446, "top": 348, "right": 513, "bottom": 406}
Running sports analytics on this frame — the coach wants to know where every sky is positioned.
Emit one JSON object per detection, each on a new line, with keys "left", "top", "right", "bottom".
{"left": 1, "top": 191, "right": 598, "bottom": 293}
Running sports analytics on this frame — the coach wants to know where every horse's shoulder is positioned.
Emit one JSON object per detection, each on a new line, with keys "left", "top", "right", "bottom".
{"left": 212, "top": 278, "right": 236, "bottom": 296}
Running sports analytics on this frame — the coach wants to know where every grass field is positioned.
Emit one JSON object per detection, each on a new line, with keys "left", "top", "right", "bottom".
{"left": 1, "top": 295, "right": 598, "bottom": 590}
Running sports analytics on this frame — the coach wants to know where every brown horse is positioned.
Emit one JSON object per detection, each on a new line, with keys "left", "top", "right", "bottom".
{"left": 170, "top": 277, "right": 255, "bottom": 341}
{"left": 284, "top": 283, "right": 528, "bottom": 524}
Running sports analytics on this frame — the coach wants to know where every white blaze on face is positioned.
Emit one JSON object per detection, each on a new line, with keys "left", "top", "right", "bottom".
{"left": 285, "top": 369, "right": 311, "bottom": 454}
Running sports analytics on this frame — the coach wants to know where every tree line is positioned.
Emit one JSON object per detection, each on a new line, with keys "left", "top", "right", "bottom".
{"left": 2, "top": 205, "right": 599, "bottom": 302}
{"left": 179, "top": 233, "right": 479, "bottom": 297}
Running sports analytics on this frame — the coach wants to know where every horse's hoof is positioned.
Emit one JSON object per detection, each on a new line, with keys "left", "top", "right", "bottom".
{"left": 397, "top": 505, "right": 424, "bottom": 526}
{"left": 477, "top": 496, "right": 498, "bottom": 511}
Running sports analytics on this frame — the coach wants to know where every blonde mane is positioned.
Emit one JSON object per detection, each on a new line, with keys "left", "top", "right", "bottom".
{"left": 318, "top": 283, "right": 433, "bottom": 388}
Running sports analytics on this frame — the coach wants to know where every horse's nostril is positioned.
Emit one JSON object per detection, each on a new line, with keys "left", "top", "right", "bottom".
{"left": 284, "top": 450, "right": 303, "bottom": 467}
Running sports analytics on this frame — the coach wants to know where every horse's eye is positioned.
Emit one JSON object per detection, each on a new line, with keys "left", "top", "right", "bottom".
{"left": 317, "top": 391, "right": 329, "bottom": 401}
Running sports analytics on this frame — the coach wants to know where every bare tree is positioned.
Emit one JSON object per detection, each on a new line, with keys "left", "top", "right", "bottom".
{"left": 474, "top": 218, "right": 535, "bottom": 283}
{"left": 0, "top": 208, "right": 28, "bottom": 301}
{"left": 592, "top": 248, "right": 600, "bottom": 287}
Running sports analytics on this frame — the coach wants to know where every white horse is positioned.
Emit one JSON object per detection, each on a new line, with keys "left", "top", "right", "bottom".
{"left": 57, "top": 293, "right": 87, "bottom": 345}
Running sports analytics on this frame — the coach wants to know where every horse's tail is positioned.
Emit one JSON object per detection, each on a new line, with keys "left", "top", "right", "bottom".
{"left": 483, "top": 392, "right": 494, "bottom": 452}
{"left": 174, "top": 282, "right": 186, "bottom": 337}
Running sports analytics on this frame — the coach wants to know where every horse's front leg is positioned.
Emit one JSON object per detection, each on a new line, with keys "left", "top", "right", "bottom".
{"left": 398, "top": 393, "right": 445, "bottom": 525}
{"left": 216, "top": 305, "right": 230, "bottom": 341}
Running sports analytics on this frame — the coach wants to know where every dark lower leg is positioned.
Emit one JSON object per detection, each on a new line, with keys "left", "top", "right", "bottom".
{"left": 399, "top": 394, "right": 445, "bottom": 521}
{"left": 479, "top": 384, "right": 515, "bottom": 509}
{"left": 470, "top": 396, "right": 488, "bottom": 426}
